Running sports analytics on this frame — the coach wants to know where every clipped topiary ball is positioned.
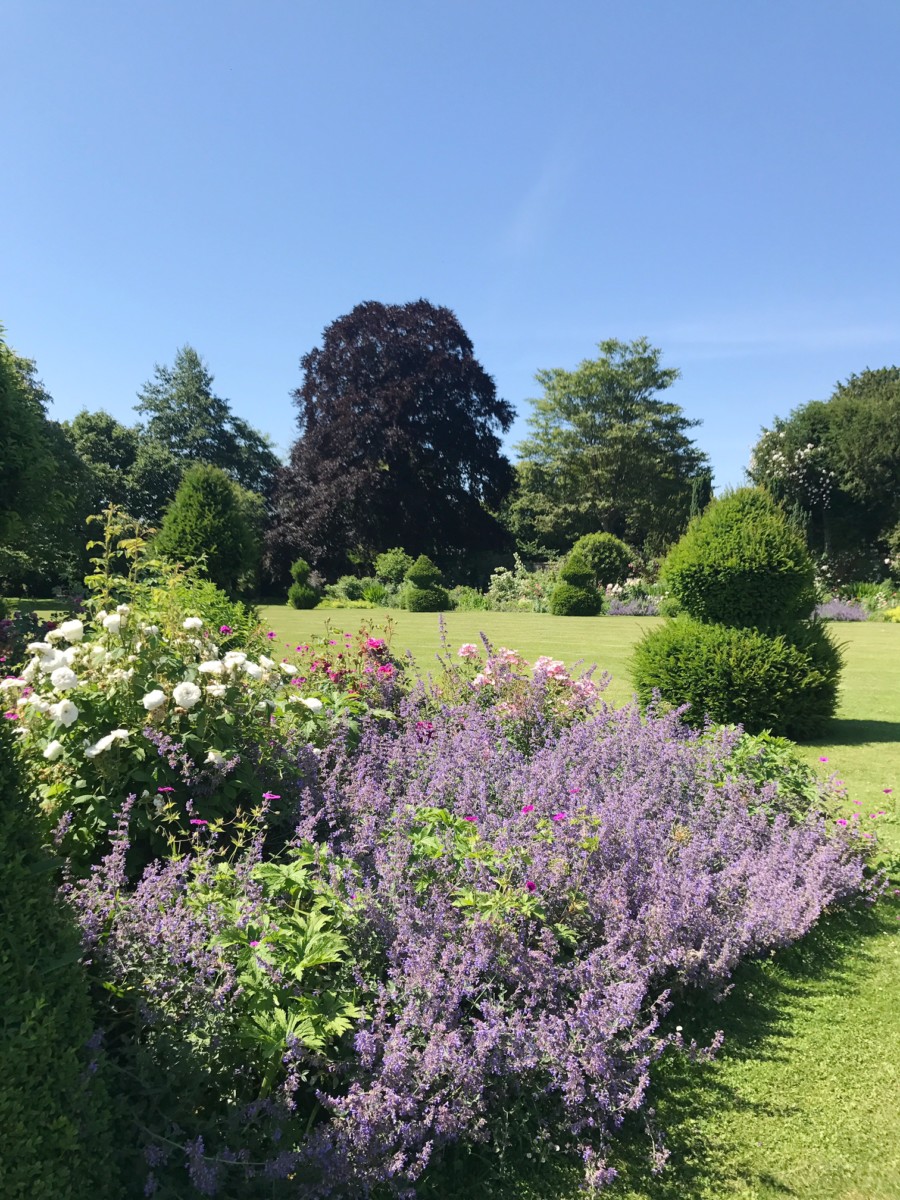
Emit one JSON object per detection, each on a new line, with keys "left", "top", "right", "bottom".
{"left": 557, "top": 550, "right": 595, "bottom": 590}
{"left": 549, "top": 581, "right": 603, "bottom": 616}
{"left": 290, "top": 557, "right": 312, "bottom": 585}
{"left": 288, "top": 582, "right": 319, "bottom": 609}
{"left": 571, "top": 533, "right": 631, "bottom": 586}
{"left": 405, "top": 584, "right": 450, "bottom": 612}
{"left": 662, "top": 488, "right": 816, "bottom": 631}
{"left": 631, "top": 616, "right": 842, "bottom": 739}
{"left": 406, "top": 555, "right": 443, "bottom": 588}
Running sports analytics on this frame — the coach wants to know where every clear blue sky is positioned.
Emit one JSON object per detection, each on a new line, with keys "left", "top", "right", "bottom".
{"left": 4, "top": 0, "right": 899, "bottom": 489}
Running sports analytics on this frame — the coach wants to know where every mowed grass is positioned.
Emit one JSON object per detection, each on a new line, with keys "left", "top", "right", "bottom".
{"left": 261, "top": 604, "right": 900, "bottom": 1200}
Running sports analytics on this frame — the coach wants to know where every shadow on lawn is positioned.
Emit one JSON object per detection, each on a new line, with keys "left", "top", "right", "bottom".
{"left": 418, "top": 900, "right": 899, "bottom": 1200}
{"left": 818, "top": 718, "right": 900, "bottom": 746}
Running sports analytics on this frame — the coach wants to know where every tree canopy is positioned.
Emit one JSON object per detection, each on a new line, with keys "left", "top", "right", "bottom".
{"left": 509, "top": 338, "right": 710, "bottom": 556}
{"left": 748, "top": 366, "right": 900, "bottom": 577}
{"left": 136, "top": 346, "right": 279, "bottom": 498}
{"left": 269, "top": 300, "right": 516, "bottom": 577}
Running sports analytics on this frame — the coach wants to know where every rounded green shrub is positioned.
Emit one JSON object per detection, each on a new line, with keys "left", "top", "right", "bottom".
{"left": 632, "top": 616, "right": 842, "bottom": 739}
{"left": 571, "top": 533, "right": 631, "bottom": 586}
{"left": 557, "top": 550, "right": 594, "bottom": 589}
{"left": 662, "top": 488, "right": 816, "bottom": 630}
{"left": 549, "top": 580, "right": 603, "bottom": 616}
{"left": 0, "top": 725, "right": 121, "bottom": 1199}
{"left": 405, "top": 584, "right": 450, "bottom": 612}
{"left": 156, "top": 464, "right": 257, "bottom": 595}
{"left": 406, "top": 554, "right": 443, "bottom": 588}
{"left": 288, "top": 582, "right": 319, "bottom": 609}
{"left": 375, "top": 547, "right": 414, "bottom": 585}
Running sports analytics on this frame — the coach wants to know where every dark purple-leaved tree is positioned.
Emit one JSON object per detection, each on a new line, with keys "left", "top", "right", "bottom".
{"left": 268, "top": 300, "right": 515, "bottom": 579}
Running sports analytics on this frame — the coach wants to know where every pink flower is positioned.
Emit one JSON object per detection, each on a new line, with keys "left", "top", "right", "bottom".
{"left": 552, "top": 811, "right": 568, "bottom": 822}
{"left": 819, "top": 756, "right": 829, "bottom": 762}
{"left": 457, "top": 643, "right": 479, "bottom": 659}
{"left": 249, "top": 940, "right": 260, "bottom": 948}
{"left": 836, "top": 818, "right": 848, "bottom": 827}
{"left": 463, "top": 815, "right": 477, "bottom": 823}
{"left": 262, "top": 791, "right": 281, "bottom": 801}
{"left": 521, "top": 804, "right": 535, "bottom": 814}
{"left": 884, "top": 788, "right": 893, "bottom": 794}
{"left": 219, "top": 625, "right": 233, "bottom": 635}
{"left": 366, "top": 637, "right": 386, "bottom": 650}
{"left": 378, "top": 663, "right": 395, "bottom": 675}
{"left": 157, "top": 786, "right": 175, "bottom": 793}
{"left": 525, "top": 880, "right": 536, "bottom": 892}
{"left": 267, "top": 631, "right": 276, "bottom": 639}
{"left": 189, "top": 818, "right": 208, "bottom": 826}
{"left": 3, "top": 711, "right": 19, "bottom": 720}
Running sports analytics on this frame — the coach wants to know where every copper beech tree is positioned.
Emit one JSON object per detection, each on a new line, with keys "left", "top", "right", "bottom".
{"left": 269, "top": 300, "right": 515, "bottom": 578}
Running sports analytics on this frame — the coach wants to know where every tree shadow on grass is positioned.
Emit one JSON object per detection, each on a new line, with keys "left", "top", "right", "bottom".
{"left": 814, "top": 718, "right": 900, "bottom": 747}
{"left": 418, "top": 900, "right": 899, "bottom": 1200}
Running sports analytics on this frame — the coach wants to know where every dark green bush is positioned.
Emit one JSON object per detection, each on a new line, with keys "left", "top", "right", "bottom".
{"left": 288, "top": 582, "right": 319, "bottom": 609}
{"left": 0, "top": 726, "right": 121, "bottom": 1199}
{"left": 632, "top": 616, "right": 842, "bottom": 738}
{"left": 406, "top": 554, "right": 443, "bottom": 588}
{"left": 662, "top": 488, "right": 816, "bottom": 630}
{"left": 405, "top": 584, "right": 450, "bottom": 612}
{"left": 571, "top": 533, "right": 631, "bottom": 586}
{"left": 156, "top": 464, "right": 257, "bottom": 595}
{"left": 549, "top": 580, "right": 603, "bottom": 616}
{"left": 557, "top": 550, "right": 594, "bottom": 589}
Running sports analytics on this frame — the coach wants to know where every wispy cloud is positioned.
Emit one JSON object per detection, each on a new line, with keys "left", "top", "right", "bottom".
{"left": 499, "top": 138, "right": 578, "bottom": 258}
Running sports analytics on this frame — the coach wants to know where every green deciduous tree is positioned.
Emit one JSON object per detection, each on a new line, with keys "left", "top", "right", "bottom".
{"left": 748, "top": 367, "right": 900, "bottom": 578}
{"left": 511, "top": 338, "right": 710, "bottom": 556}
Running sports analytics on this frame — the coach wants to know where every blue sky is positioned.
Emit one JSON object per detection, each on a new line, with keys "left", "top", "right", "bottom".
{"left": 4, "top": 0, "right": 899, "bottom": 489}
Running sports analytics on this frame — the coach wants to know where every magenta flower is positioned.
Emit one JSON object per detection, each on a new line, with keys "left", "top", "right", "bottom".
{"left": 219, "top": 625, "right": 233, "bottom": 635}
{"left": 266, "top": 631, "right": 276, "bottom": 639}
{"left": 836, "top": 818, "right": 848, "bottom": 827}
{"left": 189, "top": 818, "right": 208, "bottom": 826}
{"left": 157, "top": 786, "right": 175, "bottom": 793}
{"left": 249, "top": 940, "right": 260, "bottom": 948}
{"left": 463, "top": 815, "right": 477, "bottom": 823}
{"left": 262, "top": 791, "right": 281, "bottom": 801}
{"left": 525, "top": 880, "right": 536, "bottom": 892}
{"left": 521, "top": 804, "right": 535, "bottom": 814}
{"left": 884, "top": 787, "right": 893, "bottom": 794}
{"left": 552, "top": 812, "right": 568, "bottom": 822}
{"left": 819, "top": 756, "right": 829, "bottom": 762}
{"left": 3, "top": 711, "right": 19, "bottom": 720}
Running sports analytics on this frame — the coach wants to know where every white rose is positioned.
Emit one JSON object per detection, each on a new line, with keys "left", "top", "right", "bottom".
{"left": 22, "top": 694, "right": 50, "bottom": 714}
{"left": 43, "top": 739, "right": 64, "bottom": 761}
{"left": 59, "top": 619, "right": 84, "bottom": 643}
{"left": 85, "top": 728, "right": 128, "bottom": 758}
{"left": 172, "top": 681, "right": 202, "bottom": 709}
{"left": 205, "top": 683, "right": 227, "bottom": 699}
{"left": 90, "top": 645, "right": 107, "bottom": 662}
{"left": 50, "top": 666, "right": 79, "bottom": 692}
{"left": 116, "top": 604, "right": 130, "bottom": 616}
{"left": 0, "top": 677, "right": 25, "bottom": 693}
{"left": 62, "top": 645, "right": 80, "bottom": 665}
{"left": 300, "top": 696, "right": 323, "bottom": 712}
{"left": 21, "top": 660, "right": 39, "bottom": 683}
{"left": 49, "top": 699, "right": 79, "bottom": 727}
{"left": 39, "top": 649, "right": 66, "bottom": 674}
{"left": 142, "top": 689, "right": 167, "bottom": 711}
{"left": 103, "top": 613, "right": 122, "bottom": 633}
{"left": 141, "top": 624, "right": 160, "bottom": 637}
{"left": 259, "top": 655, "right": 275, "bottom": 669}
{"left": 205, "top": 748, "right": 226, "bottom": 766}
{"left": 223, "top": 651, "right": 247, "bottom": 670}
{"left": 278, "top": 661, "right": 295, "bottom": 674}
{"left": 243, "top": 661, "right": 263, "bottom": 680}
{"left": 198, "top": 660, "right": 224, "bottom": 675}
{"left": 183, "top": 617, "right": 203, "bottom": 630}
{"left": 27, "top": 641, "right": 51, "bottom": 654}
{"left": 46, "top": 628, "right": 64, "bottom": 642}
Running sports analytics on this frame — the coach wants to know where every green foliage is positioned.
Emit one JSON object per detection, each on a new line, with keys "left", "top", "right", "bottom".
{"left": 405, "top": 584, "right": 451, "bottom": 612}
{"left": 662, "top": 488, "right": 816, "bottom": 630}
{"left": 290, "top": 557, "right": 312, "bottom": 585}
{"left": 327, "top": 574, "right": 372, "bottom": 601}
{"left": 631, "top": 616, "right": 842, "bottom": 738}
{"left": 511, "top": 337, "right": 709, "bottom": 554}
{"left": 0, "top": 725, "right": 120, "bottom": 1199}
{"left": 557, "top": 549, "right": 594, "bottom": 589}
{"left": 374, "top": 546, "right": 415, "bottom": 585}
{"left": 406, "top": 554, "right": 443, "bottom": 588}
{"left": 156, "top": 464, "right": 258, "bottom": 594}
{"left": 361, "top": 580, "right": 391, "bottom": 605}
{"left": 549, "top": 581, "right": 603, "bottom": 617}
{"left": 288, "top": 581, "right": 319, "bottom": 609}
{"left": 716, "top": 728, "right": 833, "bottom": 822}
{"left": 570, "top": 533, "right": 631, "bottom": 586}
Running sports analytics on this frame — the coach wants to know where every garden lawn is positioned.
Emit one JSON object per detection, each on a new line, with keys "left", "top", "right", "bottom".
{"left": 262, "top": 605, "right": 900, "bottom": 1200}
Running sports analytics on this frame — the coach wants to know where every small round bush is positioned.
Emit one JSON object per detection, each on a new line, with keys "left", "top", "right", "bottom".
{"left": 288, "top": 582, "right": 319, "bottom": 609}
{"left": 662, "top": 488, "right": 816, "bottom": 630}
{"left": 375, "top": 547, "right": 415, "bottom": 585}
{"left": 406, "top": 555, "right": 443, "bottom": 588}
{"left": 405, "top": 584, "right": 450, "bottom": 612}
{"left": 632, "top": 616, "right": 842, "bottom": 738}
{"left": 549, "top": 580, "right": 603, "bottom": 616}
{"left": 571, "top": 533, "right": 631, "bottom": 586}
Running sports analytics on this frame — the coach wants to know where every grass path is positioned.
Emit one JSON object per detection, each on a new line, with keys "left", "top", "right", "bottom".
{"left": 261, "top": 606, "right": 900, "bottom": 1199}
